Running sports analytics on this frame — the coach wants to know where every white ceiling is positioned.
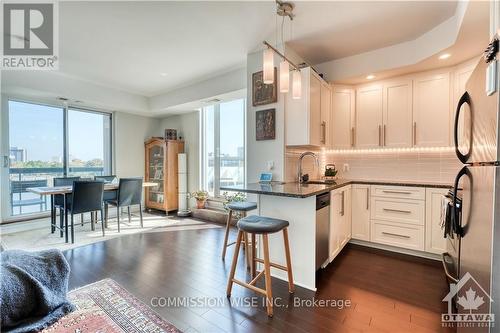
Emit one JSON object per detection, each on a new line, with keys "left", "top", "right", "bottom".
{"left": 57, "top": 1, "right": 460, "bottom": 98}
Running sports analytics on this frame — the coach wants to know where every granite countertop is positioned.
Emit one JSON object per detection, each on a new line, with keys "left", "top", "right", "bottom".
{"left": 220, "top": 179, "right": 452, "bottom": 198}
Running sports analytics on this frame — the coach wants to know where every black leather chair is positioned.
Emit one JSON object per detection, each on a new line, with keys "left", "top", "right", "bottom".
{"left": 64, "top": 181, "right": 105, "bottom": 243}
{"left": 53, "top": 177, "right": 80, "bottom": 238}
{"left": 104, "top": 178, "right": 143, "bottom": 232}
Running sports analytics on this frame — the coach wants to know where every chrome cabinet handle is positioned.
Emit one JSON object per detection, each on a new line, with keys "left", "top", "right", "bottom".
{"left": 378, "top": 125, "right": 382, "bottom": 146}
{"left": 413, "top": 122, "right": 417, "bottom": 146}
{"left": 382, "top": 190, "right": 412, "bottom": 194}
{"left": 351, "top": 127, "right": 355, "bottom": 147}
{"left": 366, "top": 187, "right": 369, "bottom": 210}
{"left": 442, "top": 252, "right": 459, "bottom": 283}
{"left": 383, "top": 208, "right": 412, "bottom": 214}
{"left": 382, "top": 231, "right": 410, "bottom": 239}
{"left": 321, "top": 121, "right": 326, "bottom": 144}
{"left": 383, "top": 125, "right": 386, "bottom": 146}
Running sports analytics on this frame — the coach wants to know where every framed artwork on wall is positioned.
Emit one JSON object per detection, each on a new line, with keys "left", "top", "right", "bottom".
{"left": 252, "top": 68, "right": 277, "bottom": 106}
{"left": 256, "top": 108, "right": 276, "bottom": 141}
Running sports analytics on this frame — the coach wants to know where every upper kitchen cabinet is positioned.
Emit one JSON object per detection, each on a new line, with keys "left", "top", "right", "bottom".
{"left": 332, "top": 86, "right": 355, "bottom": 149}
{"left": 355, "top": 84, "right": 383, "bottom": 148}
{"left": 383, "top": 79, "right": 413, "bottom": 147}
{"left": 286, "top": 67, "right": 331, "bottom": 147}
{"left": 413, "top": 70, "right": 451, "bottom": 147}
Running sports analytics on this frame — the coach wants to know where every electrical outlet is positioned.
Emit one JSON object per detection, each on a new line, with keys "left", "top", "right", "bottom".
{"left": 267, "top": 161, "right": 274, "bottom": 171}
{"left": 343, "top": 163, "right": 350, "bottom": 172}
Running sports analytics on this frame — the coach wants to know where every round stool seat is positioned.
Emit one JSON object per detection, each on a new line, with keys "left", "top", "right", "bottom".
{"left": 227, "top": 201, "right": 257, "bottom": 212}
{"left": 237, "top": 215, "right": 289, "bottom": 234}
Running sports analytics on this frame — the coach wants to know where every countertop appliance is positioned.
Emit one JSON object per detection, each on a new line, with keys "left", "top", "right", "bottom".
{"left": 315, "top": 192, "right": 330, "bottom": 270}
{"left": 447, "top": 41, "right": 500, "bottom": 332}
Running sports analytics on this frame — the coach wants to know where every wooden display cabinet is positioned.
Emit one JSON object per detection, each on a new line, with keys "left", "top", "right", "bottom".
{"left": 144, "top": 138, "right": 184, "bottom": 212}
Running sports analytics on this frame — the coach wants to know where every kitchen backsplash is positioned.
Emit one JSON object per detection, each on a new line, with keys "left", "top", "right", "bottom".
{"left": 285, "top": 147, "right": 461, "bottom": 184}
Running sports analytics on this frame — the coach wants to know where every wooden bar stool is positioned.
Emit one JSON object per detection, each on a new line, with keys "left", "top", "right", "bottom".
{"left": 226, "top": 215, "right": 294, "bottom": 318}
{"left": 221, "top": 201, "right": 258, "bottom": 271}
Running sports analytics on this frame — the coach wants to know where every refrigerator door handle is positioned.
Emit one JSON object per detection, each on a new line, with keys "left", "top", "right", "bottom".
{"left": 454, "top": 91, "right": 471, "bottom": 164}
{"left": 452, "top": 166, "right": 468, "bottom": 238}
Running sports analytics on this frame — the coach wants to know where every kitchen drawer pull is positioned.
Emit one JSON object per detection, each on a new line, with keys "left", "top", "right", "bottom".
{"left": 383, "top": 208, "right": 412, "bottom": 214}
{"left": 442, "top": 253, "right": 459, "bottom": 283}
{"left": 382, "top": 190, "right": 412, "bottom": 195}
{"left": 382, "top": 231, "right": 410, "bottom": 239}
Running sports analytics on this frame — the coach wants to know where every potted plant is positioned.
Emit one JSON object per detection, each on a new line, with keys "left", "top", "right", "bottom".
{"left": 189, "top": 190, "right": 209, "bottom": 209}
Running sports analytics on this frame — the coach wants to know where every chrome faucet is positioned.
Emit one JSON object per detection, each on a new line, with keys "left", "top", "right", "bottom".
{"left": 297, "top": 151, "right": 319, "bottom": 183}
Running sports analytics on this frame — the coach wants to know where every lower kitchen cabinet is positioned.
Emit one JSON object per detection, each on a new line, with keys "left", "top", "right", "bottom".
{"left": 425, "top": 188, "right": 448, "bottom": 254}
{"left": 329, "top": 186, "right": 351, "bottom": 261}
{"left": 351, "top": 185, "right": 370, "bottom": 241}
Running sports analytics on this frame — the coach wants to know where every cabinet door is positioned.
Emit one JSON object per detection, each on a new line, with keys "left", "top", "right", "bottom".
{"left": 329, "top": 190, "right": 341, "bottom": 259}
{"left": 309, "top": 74, "right": 322, "bottom": 146}
{"left": 413, "top": 71, "right": 451, "bottom": 147}
{"left": 320, "top": 82, "right": 332, "bottom": 147}
{"left": 356, "top": 85, "right": 383, "bottom": 148}
{"left": 332, "top": 86, "right": 355, "bottom": 149}
{"left": 383, "top": 79, "right": 413, "bottom": 147}
{"left": 351, "top": 185, "right": 370, "bottom": 241}
{"left": 425, "top": 188, "right": 448, "bottom": 254}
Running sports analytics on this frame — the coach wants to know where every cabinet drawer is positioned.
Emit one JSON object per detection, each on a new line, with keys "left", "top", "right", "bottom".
{"left": 371, "top": 185, "right": 425, "bottom": 200}
{"left": 370, "top": 197, "right": 424, "bottom": 226}
{"left": 371, "top": 221, "right": 424, "bottom": 251}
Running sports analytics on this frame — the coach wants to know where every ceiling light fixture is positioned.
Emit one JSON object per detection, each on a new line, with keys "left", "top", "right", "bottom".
{"left": 438, "top": 53, "right": 451, "bottom": 60}
{"left": 366, "top": 74, "right": 375, "bottom": 80}
{"left": 160, "top": 72, "right": 168, "bottom": 77}
{"left": 262, "top": 1, "right": 302, "bottom": 99}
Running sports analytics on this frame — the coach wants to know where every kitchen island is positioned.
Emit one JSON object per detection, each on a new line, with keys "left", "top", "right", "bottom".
{"left": 221, "top": 180, "right": 451, "bottom": 291}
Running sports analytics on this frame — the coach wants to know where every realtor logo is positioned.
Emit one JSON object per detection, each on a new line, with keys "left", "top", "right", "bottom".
{"left": 442, "top": 272, "right": 495, "bottom": 328}
{"left": 2, "top": 1, "right": 58, "bottom": 69}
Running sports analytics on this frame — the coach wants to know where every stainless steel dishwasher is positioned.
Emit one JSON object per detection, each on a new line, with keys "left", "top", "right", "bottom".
{"left": 315, "top": 192, "right": 330, "bottom": 270}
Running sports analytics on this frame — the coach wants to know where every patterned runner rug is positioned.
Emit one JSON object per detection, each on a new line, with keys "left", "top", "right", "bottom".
{"left": 43, "top": 279, "right": 181, "bottom": 332}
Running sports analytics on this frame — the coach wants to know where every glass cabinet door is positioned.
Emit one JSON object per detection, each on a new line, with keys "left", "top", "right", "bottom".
{"left": 148, "top": 144, "right": 164, "bottom": 204}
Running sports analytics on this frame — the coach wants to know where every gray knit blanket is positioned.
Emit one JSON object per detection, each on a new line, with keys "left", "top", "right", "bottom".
{"left": 0, "top": 249, "right": 75, "bottom": 332}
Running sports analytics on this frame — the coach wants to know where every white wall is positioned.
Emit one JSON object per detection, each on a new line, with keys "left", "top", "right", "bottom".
{"left": 246, "top": 50, "right": 285, "bottom": 183}
{"left": 114, "top": 112, "right": 159, "bottom": 178}
{"left": 157, "top": 111, "right": 200, "bottom": 194}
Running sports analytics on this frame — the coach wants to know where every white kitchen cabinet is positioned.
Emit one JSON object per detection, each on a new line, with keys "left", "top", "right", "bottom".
{"left": 355, "top": 85, "right": 383, "bottom": 148}
{"left": 383, "top": 79, "right": 413, "bottom": 147}
{"left": 413, "top": 71, "right": 451, "bottom": 147}
{"left": 351, "top": 185, "right": 370, "bottom": 241}
{"left": 425, "top": 188, "right": 448, "bottom": 254}
{"left": 286, "top": 67, "right": 331, "bottom": 147}
{"left": 329, "top": 186, "right": 351, "bottom": 261}
{"left": 332, "top": 86, "right": 355, "bottom": 149}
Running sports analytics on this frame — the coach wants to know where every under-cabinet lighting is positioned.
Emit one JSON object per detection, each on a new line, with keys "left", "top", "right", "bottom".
{"left": 366, "top": 74, "right": 375, "bottom": 80}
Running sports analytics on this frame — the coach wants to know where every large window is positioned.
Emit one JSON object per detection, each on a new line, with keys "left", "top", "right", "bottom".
{"left": 202, "top": 99, "right": 246, "bottom": 197}
{"left": 6, "top": 100, "right": 112, "bottom": 217}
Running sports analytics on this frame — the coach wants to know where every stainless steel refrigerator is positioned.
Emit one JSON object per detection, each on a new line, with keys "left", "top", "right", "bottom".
{"left": 447, "top": 56, "right": 500, "bottom": 332}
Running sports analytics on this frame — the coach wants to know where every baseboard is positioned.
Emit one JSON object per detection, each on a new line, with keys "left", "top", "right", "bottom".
{"left": 349, "top": 239, "right": 441, "bottom": 261}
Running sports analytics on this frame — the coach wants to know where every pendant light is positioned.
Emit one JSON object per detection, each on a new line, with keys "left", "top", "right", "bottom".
{"left": 279, "top": 60, "right": 289, "bottom": 93}
{"left": 263, "top": 48, "right": 274, "bottom": 84}
{"left": 292, "top": 69, "right": 301, "bottom": 99}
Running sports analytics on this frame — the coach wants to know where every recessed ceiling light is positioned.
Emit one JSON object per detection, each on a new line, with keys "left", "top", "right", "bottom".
{"left": 366, "top": 74, "right": 375, "bottom": 80}
{"left": 438, "top": 53, "right": 451, "bottom": 60}
{"left": 160, "top": 72, "right": 168, "bottom": 77}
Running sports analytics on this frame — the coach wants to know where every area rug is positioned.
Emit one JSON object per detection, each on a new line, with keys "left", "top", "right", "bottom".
{"left": 43, "top": 279, "right": 181, "bottom": 332}
{"left": 0, "top": 213, "right": 221, "bottom": 251}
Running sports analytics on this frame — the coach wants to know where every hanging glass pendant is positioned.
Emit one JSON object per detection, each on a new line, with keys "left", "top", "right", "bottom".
{"left": 279, "top": 60, "right": 289, "bottom": 93}
{"left": 292, "top": 69, "right": 302, "bottom": 99}
{"left": 263, "top": 48, "right": 274, "bottom": 84}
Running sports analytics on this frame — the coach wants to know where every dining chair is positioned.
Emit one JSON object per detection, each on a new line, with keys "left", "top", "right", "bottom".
{"left": 53, "top": 177, "right": 80, "bottom": 238}
{"left": 104, "top": 177, "right": 143, "bottom": 232}
{"left": 95, "top": 175, "right": 118, "bottom": 216}
{"left": 64, "top": 181, "right": 105, "bottom": 243}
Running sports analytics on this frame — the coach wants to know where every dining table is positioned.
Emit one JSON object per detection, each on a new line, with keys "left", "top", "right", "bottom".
{"left": 27, "top": 182, "right": 158, "bottom": 243}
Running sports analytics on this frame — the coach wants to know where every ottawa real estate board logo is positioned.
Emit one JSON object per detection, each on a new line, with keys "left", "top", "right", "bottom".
{"left": 442, "top": 272, "right": 495, "bottom": 328}
{"left": 2, "top": 1, "right": 59, "bottom": 70}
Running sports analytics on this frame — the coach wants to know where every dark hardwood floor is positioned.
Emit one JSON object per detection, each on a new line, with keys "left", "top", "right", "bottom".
{"left": 64, "top": 220, "right": 452, "bottom": 333}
